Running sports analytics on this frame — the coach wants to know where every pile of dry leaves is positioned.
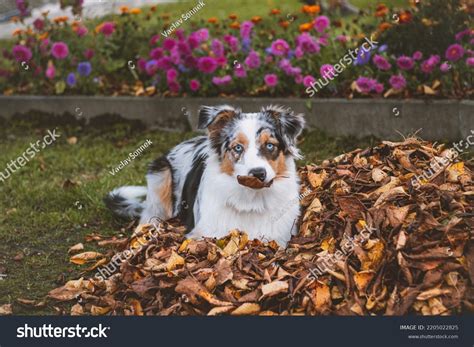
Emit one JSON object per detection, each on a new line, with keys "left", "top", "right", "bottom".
{"left": 49, "top": 138, "right": 474, "bottom": 316}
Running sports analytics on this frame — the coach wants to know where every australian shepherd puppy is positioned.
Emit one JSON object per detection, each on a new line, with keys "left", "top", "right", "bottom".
{"left": 105, "top": 105, "right": 305, "bottom": 247}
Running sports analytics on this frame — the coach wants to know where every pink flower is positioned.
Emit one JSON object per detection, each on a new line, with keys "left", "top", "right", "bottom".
{"left": 211, "top": 39, "right": 224, "bottom": 57}
{"left": 189, "top": 79, "right": 200, "bottom": 91}
{"left": 150, "top": 47, "right": 163, "bottom": 60}
{"left": 195, "top": 28, "right": 209, "bottom": 42}
{"left": 396, "top": 56, "right": 414, "bottom": 70}
{"left": 45, "top": 62, "right": 55, "bottom": 79}
{"left": 421, "top": 54, "right": 440, "bottom": 74}
{"left": 33, "top": 18, "right": 44, "bottom": 31}
{"left": 51, "top": 42, "right": 69, "bottom": 59}
{"left": 264, "top": 74, "right": 278, "bottom": 87}
{"left": 12, "top": 45, "right": 32, "bottom": 62}
{"left": 320, "top": 64, "right": 335, "bottom": 79}
{"left": 270, "top": 39, "right": 290, "bottom": 56}
{"left": 455, "top": 28, "right": 472, "bottom": 41}
{"left": 163, "top": 38, "right": 176, "bottom": 50}
{"left": 83, "top": 48, "right": 94, "bottom": 60}
{"left": 355, "top": 77, "right": 376, "bottom": 93}
{"left": 240, "top": 21, "right": 254, "bottom": 40}
{"left": 374, "top": 82, "right": 384, "bottom": 94}
{"left": 389, "top": 74, "right": 406, "bottom": 90}
{"left": 75, "top": 26, "right": 88, "bottom": 37}
{"left": 313, "top": 15, "right": 330, "bottom": 33}
{"left": 303, "top": 75, "right": 316, "bottom": 88}
{"left": 197, "top": 56, "right": 218, "bottom": 73}
{"left": 440, "top": 62, "right": 451, "bottom": 73}
{"left": 336, "top": 35, "right": 348, "bottom": 43}
{"left": 168, "top": 80, "right": 180, "bottom": 93}
{"left": 149, "top": 34, "right": 160, "bottom": 46}
{"left": 466, "top": 57, "right": 474, "bottom": 67}
{"left": 296, "top": 33, "right": 320, "bottom": 54}
{"left": 166, "top": 68, "right": 178, "bottom": 82}
{"left": 412, "top": 51, "right": 423, "bottom": 60}
{"left": 373, "top": 54, "right": 391, "bottom": 71}
{"left": 244, "top": 51, "right": 260, "bottom": 69}
{"left": 294, "top": 74, "right": 303, "bottom": 84}
{"left": 445, "top": 43, "right": 464, "bottom": 62}
{"left": 100, "top": 22, "right": 115, "bottom": 37}
{"left": 212, "top": 75, "right": 232, "bottom": 86}
{"left": 234, "top": 65, "right": 247, "bottom": 78}
{"left": 145, "top": 60, "right": 158, "bottom": 75}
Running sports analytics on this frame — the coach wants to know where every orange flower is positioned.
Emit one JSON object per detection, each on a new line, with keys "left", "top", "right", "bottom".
{"left": 399, "top": 11, "right": 412, "bottom": 23}
{"left": 375, "top": 4, "right": 388, "bottom": 17}
{"left": 208, "top": 17, "right": 218, "bottom": 24}
{"left": 10, "top": 16, "right": 20, "bottom": 23}
{"left": 53, "top": 15, "right": 69, "bottom": 23}
{"left": 38, "top": 32, "right": 49, "bottom": 40}
{"left": 119, "top": 5, "right": 129, "bottom": 14}
{"left": 279, "top": 20, "right": 290, "bottom": 28}
{"left": 150, "top": 6, "right": 157, "bottom": 12}
{"left": 378, "top": 22, "right": 391, "bottom": 31}
{"left": 95, "top": 23, "right": 104, "bottom": 34}
{"left": 270, "top": 8, "right": 281, "bottom": 15}
{"left": 12, "top": 29, "right": 23, "bottom": 36}
{"left": 299, "top": 22, "right": 312, "bottom": 32}
{"left": 230, "top": 21, "right": 240, "bottom": 29}
{"left": 130, "top": 8, "right": 141, "bottom": 14}
{"left": 251, "top": 16, "right": 262, "bottom": 24}
{"left": 228, "top": 13, "right": 237, "bottom": 20}
{"left": 302, "top": 5, "right": 320, "bottom": 14}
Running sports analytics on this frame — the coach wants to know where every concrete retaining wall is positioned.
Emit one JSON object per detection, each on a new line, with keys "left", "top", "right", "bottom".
{"left": 0, "top": 96, "right": 472, "bottom": 141}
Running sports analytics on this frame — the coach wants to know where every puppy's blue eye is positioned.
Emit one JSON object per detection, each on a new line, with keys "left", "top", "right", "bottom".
{"left": 234, "top": 144, "right": 243, "bottom": 153}
{"left": 266, "top": 143, "right": 275, "bottom": 150}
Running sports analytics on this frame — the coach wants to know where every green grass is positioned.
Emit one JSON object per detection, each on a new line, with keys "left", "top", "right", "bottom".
{"left": 0, "top": 114, "right": 377, "bottom": 315}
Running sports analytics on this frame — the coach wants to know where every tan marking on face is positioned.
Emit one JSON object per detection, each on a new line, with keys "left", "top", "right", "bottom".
{"left": 269, "top": 152, "right": 287, "bottom": 177}
{"left": 258, "top": 130, "right": 279, "bottom": 147}
{"left": 157, "top": 169, "right": 173, "bottom": 218}
{"left": 220, "top": 132, "right": 249, "bottom": 176}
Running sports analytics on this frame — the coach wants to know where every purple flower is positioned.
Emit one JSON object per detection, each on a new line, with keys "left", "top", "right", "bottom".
{"left": 149, "top": 34, "right": 160, "bottom": 46}
{"left": 303, "top": 75, "right": 316, "bottom": 88}
{"left": 189, "top": 79, "right": 200, "bottom": 91}
{"left": 76, "top": 26, "right": 88, "bottom": 37}
{"left": 66, "top": 73, "right": 76, "bottom": 87}
{"left": 320, "top": 64, "right": 335, "bottom": 79}
{"left": 378, "top": 44, "right": 388, "bottom": 53}
{"left": 270, "top": 39, "right": 290, "bottom": 56}
{"left": 396, "top": 56, "right": 414, "bottom": 70}
{"left": 145, "top": 60, "right": 158, "bottom": 75}
{"left": 440, "top": 62, "right": 451, "bottom": 73}
{"left": 197, "top": 56, "right": 218, "bottom": 73}
{"left": 150, "top": 47, "right": 163, "bottom": 60}
{"left": 16, "top": 0, "right": 28, "bottom": 17}
{"left": 137, "top": 58, "right": 146, "bottom": 71}
{"left": 244, "top": 50, "right": 260, "bottom": 69}
{"left": 264, "top": 74, "right": 278, "bottom": 87}
{"left": 313, "top": 15, "right": 330, "bottom": 33}
{"left": 240, "top": 21, "right": 254, "bottom": 40}
{"left": 212, "top": 75, "right": 232, "bottom": 86}
{"left": 77, "top": 61, "right": 92, "bottom": 76}
{"left": 355, "top": 77, "right": 376, "bottom": 93}
{"left": 12, "top": 45, "right": 32, "bottom": 62}
{"left": 373, "top": 54, "right": 391, "bottom": 71}
{"left": 466, "top": 57, "right": 474, "bottom": 67}
{"left": 296, "top": 33, "right": 320, "bottom": 54}
{"left": 211, "top": 39, "right": 225, "bottom": 57}
{"left": 51, "top": 42, "right": 69, "bottom": 59}
{"left": 163, "top": 38, "right": 176, "bottom": 50}
{"left": 354, "top": 47, "right": 372, "bottom": 66}
{"left": 445, "top": 43, "right": 464, "bottom": 62}
{"left": 412, "top": 51, "right": 423, "bottom": 61}
{"left": 389, "top": 74, "right": 406, "bottom": 90}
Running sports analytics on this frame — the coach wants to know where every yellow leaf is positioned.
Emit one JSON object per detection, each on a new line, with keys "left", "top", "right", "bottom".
{"left": 70, "top": 251, "right": 103, "bottom": 265}
{"left": 166, "top": 251, "right": 185, "bottom": 271}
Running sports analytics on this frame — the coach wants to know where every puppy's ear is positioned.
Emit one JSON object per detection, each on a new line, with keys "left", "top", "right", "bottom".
{"left": 262, "top": 105, "right": 305, "bottom": 158}
{"left": 198, "top": 105, "right": 238, "bottom": 132}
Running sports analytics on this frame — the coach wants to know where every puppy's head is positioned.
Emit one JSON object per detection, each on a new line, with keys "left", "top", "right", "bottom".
{"left": 198, "top": 105, "right": 305, "bottom": 188}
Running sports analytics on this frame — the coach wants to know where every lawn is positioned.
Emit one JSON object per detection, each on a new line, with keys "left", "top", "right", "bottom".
{"left": 0, "top": 113, "right": 377, "bottom": 314}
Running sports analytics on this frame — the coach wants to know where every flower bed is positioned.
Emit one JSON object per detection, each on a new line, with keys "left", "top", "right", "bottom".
{"left": 1, "top": 0, "right": 472, "bottom": 98}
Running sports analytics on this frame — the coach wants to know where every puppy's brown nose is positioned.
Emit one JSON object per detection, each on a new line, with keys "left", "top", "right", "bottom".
{"left": 248, "top": 167, "right": 267, "bottom": 182}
